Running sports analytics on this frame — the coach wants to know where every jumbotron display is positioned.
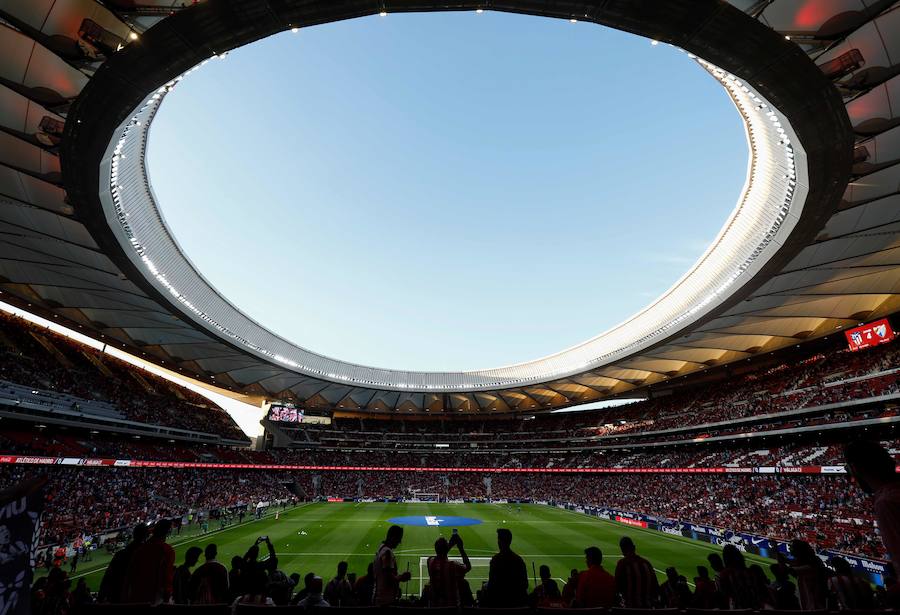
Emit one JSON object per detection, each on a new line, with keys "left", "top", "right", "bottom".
{"left": 846, "top": 319, "right": 895, "bottom": 352}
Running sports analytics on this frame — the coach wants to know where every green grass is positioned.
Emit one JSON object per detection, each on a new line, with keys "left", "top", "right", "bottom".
{"left": 59, "top": 503, "right": 775, "bottom": 596}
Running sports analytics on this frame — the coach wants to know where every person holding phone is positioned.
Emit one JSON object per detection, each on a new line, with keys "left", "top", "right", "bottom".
{"left": 427, "top": 531, "right": 471, "bottom": 607}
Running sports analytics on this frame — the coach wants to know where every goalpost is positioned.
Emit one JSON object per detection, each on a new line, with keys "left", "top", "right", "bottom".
{"left": 416, "top": 556, "right": 492, "bottom": 596}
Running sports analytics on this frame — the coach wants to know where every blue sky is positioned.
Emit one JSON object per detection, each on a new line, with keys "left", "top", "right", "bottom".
{"left": 148, "top": 11, "right": 745, "bottom": 373}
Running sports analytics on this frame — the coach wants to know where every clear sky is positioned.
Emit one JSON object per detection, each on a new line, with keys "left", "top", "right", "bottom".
{"left": 148, "top": 11, "right": 746, "bottom": 373}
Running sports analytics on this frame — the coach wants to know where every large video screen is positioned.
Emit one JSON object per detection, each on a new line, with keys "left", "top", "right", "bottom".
{"left": 267, "top": 404, "right": 302, "bottom": 423}
{"left": 845, "top": 318, "right": 895, "bottom": 351}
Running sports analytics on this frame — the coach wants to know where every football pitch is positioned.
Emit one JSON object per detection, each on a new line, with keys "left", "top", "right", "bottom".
{"left": 62, "top": 502, "right": 776, "bottom": 596}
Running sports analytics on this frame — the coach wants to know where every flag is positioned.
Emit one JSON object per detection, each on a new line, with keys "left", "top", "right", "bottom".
{"left": 0, "top": 476, "right": 47, "bottom": 615}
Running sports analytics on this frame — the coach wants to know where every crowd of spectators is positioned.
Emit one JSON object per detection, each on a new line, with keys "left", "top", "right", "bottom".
{"left": 0, "top": 466, "right": 294, "bottom": 548}
{"left": 31, "top": 523, "right": 892, "bottom": 613}
{"left": 0, "top": 313, "right": 245, "bottom": 440}
{"left": 3, "top": 424, "right": 896, "bottom": 470}
{"left": 0, "top": 462, "right": 882, "bottom": 562}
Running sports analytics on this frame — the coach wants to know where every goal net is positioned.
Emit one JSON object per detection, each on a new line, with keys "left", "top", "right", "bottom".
{"left": 416, "top": 556, "right": 492, "bottom": 597}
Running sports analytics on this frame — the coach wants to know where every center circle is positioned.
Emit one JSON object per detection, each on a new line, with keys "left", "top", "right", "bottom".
{"left": 147, "top": 12, "right": 745, "bottom": 373}
{"left": 388, "top": 516, "right": 483, "bottom": 527}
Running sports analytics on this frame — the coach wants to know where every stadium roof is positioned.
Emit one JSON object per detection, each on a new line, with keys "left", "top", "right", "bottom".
{"left": 0, "top": 0, "right": 895, "bottom": 414}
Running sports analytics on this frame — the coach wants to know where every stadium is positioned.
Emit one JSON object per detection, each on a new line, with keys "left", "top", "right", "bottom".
{"left": 1, "top": 0, "right": 900, "bottom": 612}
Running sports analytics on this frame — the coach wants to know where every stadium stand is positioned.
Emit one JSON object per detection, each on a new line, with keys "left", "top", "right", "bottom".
{"left": 0, "top": 313, "right": 247, "bottom": 442}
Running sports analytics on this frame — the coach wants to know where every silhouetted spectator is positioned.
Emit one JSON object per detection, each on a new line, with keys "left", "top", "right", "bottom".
{"left": 485, "top": 528, "right": 528, "bottom": 606}
{"left": 529, "top": 564, "right": 554, "bottom": 607}
{"left": 173, "top": 546, "right": 202, "bottom": 604}
{"left": 719, "top": 544, "right": 760, "bottom": 609}
{"left": 846, "top": 440, "right": 900, "bottom": 575}
{"left": 574, "top": 546, "right": 616, "bottom": 607}
{"left": 828, "top": 556, "right": 875, "bottom": 609}
{"left": 35, "top": 567, "right": 70, "bottom": 615}
{"left": 770, "top": 563, "right": 800, "bottom": 610}
{"left": 124, "top": 519, "right": 175, "bottom": 604}
{"left": 659, "top": 566, "right": 692, "bottom": 607}
{"left": 692, "top": 565, "right": 720, "bottom": 608}
{"left": 535, "top": 577, "right": 565, "bottom": 608}
{"left": 243, "top": 536, "right": 277, "bottom": 584}
{"left": 228, "top": 556, "right": 243, "bottom": 601}
{"left": 291, "top": 572, "right": 316, "bottom": 605}
{"left": 749, "top": 564, "right": 773, "bottom": 609}
{"left": 232, "top": 569, "right": 274, "bottom": 609}
{"left": 98, "top": 523, "right": 148, "bottom": 603}
{"left": 782, "top": 539, "right": 829, "bottom": 609}
{"left": 705, "top": 553, "right": 729, "bottom": 608}
{"left": 615, "top": 536, "right": 659, "bottom": 607}
{"left": 428, "top": 534, "right": 471, "bottom": 606}
{"left": 191, "top": 543, "right": 230, "bottom": 604}
{"left": 296, "top": 576, "right": 329, "bottom": 608}
{"left": 562, "top": 568, "right": 579, "bottom": 605}
{"left": 325, "top": 561, "right": 355, "bottom": 606}
{"left": 267, "top": 570, "right": 294, "bottom": 605}
{"left": 354, "top": 563, "right": 375, "bottom": 605}
{"left": 70, "top": 578, "right": 93, "bottom": 609}
{"left": 373, "top": 525, "right": 411, "bottom": 606}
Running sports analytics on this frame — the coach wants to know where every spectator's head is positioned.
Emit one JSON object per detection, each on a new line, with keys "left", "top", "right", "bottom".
{"left": 569, "top": 568, "right": 579, "bottom": 581}
{"left": 584, "top": 546, "right": 603, "bottom": 567}
{"left": 434, "top": 537, "right": 450, "bottom": 557}
{"left": 304, "top": 572, "right": 315, "bottom": 590}
{"left": 132, "top": 523, "right": 149, "bottom": 544}
{"left": 845, "top": 439, "right": 897, "bottom": 493}
{"left": 665, "top": 567, "right": 678, "bottom": 582}
{"left": 722, "top": 545, "right": 745, "bottom": 570}
{"left": 539, "top": 565, "right": 551, "bottom": 581}
{"left": 230, "top": 556, "right": 242, "bottom": 571}
{"left": 830, "top": 557, "right": 853, "bottom": 576}
{"left": 707, "top": 553, "right": 724, "bottom": 572}
{"left": 619, "top": 536, "right": 635, "bottom": 556}
{"left": 789, "top": 539, "right": 818, "bottom": 565}
{"left": 749, "top": 564, "right": 767, "bottom": 587}
{"left": 185, "top": 546, "right": 202, "bottom": 567}
{"left": 309, "top": 576, "right": 324, "bottom": 596}
{"left": 696, "top": 565, "right": 709, "bottom": 579}
{"left": 204, "top": 544, "right": 217, "bottom": 561}
{"left": 771, "top": 563, "right": 790, "bottom": 582}
{"left": 385, "top": 525, "right": 404, "bottom": 548}
{"left": 152, "top": 519, "right": 171, "bottom": 540}
{"left": 337, "top": 561, "right": 348, "bottom": 578}
{"left": 497, "top": 528, "right": 513, "bottom": 550}
{"left": 289, "top": 572, "right": 301, "bottom": 588}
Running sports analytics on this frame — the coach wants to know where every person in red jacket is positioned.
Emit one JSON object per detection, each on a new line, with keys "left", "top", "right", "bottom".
{"left": 574, "top": 546, "right": 616, "bottom": 607}
{"left": 124, "top": 519, "right": 175, "bottom": 604}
